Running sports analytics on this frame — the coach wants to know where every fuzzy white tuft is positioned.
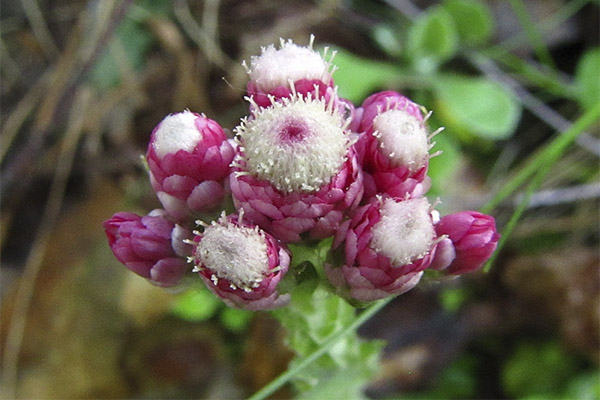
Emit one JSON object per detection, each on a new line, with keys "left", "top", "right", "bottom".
{"left": 245, "top": 38, "right": 332, "bottom": 91}
{"left": 153, "top": 111, "right": 201, "bottom": 158}
{"left": 371, "top": 197, "right": 435, "bottom": 266}
{"left": 235, "top": 95, "right": 350, "bottom": 193}
{"left": 194, "top": 216, "right": 270, "bottom": 291}
{"left": 372, "top": 109, "right": 429, "bottom": 170}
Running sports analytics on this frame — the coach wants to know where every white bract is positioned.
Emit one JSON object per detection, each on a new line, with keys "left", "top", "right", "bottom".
{"left": 371, "top": 197, "right": 435, "bottom": 266}
{"left": 372, "top": 109, "right": 429, "bottom": 170}
{"left": 245, "top": 37, "right": 334, "bottom": 92}
{"left": 234, "top": 95, "right": 350, "bottom": 193}
{"left": 153, "top": 111, "right": 201, "bottom": 158}
{"left": 194, "top": 216, "right": 270, "bottom": 291}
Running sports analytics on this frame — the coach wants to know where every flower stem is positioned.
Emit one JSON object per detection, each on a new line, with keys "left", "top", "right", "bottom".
{"left": 481, "top": 103, "right": 600, "bottom": 214}
{"left": 248, "top": 296, "right": 393, "bottom": 400}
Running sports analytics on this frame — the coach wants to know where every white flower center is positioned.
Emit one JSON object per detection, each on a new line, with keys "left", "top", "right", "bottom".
{"left": 153, "top": 111, "right": 201, "bottom": 158}
{"left": 372, "top": 109, "right": 429, "bottom": 170}
{"left": 245, "top": 38, "right": 332, "bottom": 92}
{"left": 371, "top": 197, "right": 435, "bottom": 266}
{"left": 195, "top": 220, "right": 270, "bottom": 291}
{"left": 235, "top": 96, "right": 350, "bottom": 193}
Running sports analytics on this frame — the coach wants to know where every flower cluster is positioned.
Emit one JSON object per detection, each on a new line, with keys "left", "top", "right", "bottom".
{"left": 104, "top": 37, "right": 499, "bottom": 309}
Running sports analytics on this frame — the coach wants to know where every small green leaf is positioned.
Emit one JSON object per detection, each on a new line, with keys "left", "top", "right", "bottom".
{"left": 219, "top": 307, "right": 253, "bottom": 332}
{"left": 502, "top": 341, "right": 578, "bottom": 398}
{"left": 435, "top": 75, "right": 521, "bottom": 140}
{"left": 332, "top": 49, "right": 401, "bottom": 103}
{"left": 407, "top": 6, "right": 459, "bottom": 72}
{"left": 575, "top": 47, "right": 600, "bottom": 111}
{"left": 443, "top": 0, "right": 494, "bottom": 45}
{"left": 427, "top": 129, "right": 462, "bottom": 196}
{"left": 372, "top": 24, "right": 403, "bottom": 58}
{"left": 271, "top": 284, "right": 383, "bottom": 396}
{"left": 171, "top": 288, "right": 220, "bottom": 322}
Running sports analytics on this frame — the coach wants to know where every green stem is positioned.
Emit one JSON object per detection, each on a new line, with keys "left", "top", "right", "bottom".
{"left": 482, "top": 104, "right": 600, "bottom": 271}
{"left": 507, "top": 0, "right": 557, "bottom": 71}
{"left": 248, "top": 296, "right": 393, "bottom": 400}
{"left": 481, "top": 103, "right": 600, "bottom": 214}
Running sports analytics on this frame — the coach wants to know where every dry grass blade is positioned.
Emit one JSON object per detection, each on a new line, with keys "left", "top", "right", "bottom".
{"left": 1, "top": 87, "right": 93, "bottom": 398}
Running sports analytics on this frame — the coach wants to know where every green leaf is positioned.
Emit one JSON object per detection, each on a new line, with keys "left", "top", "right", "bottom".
{"left": 219, "top": 307, "right": 253, "bottom": 333}
{"left": 434, "top": 75, "right": 521, "bottom": 140}
{"left": 372, "top": 24, "right": 403, "bottom": 58}
{"left": 575, "top": 47, "right": 600, "bottom": 111}
{"left": 563, "top": 371, "right": 600, "bottom": 400}
{"left": 332, "top": 49, "right": 401, "bottom": 103}
{"left": 407, "top": 6, "right": 459, "bottom": 72}
{"left": 502, "top": 341, "right": 579, "bottom": 398}
{"left": 89, "top": 8, "right": 156, "bottom": 89}
{"left": 443, "top": 0, "right": 494, "bottom": 45}
{"left": 271, "top": 284, "right": 383, "bottom": 396}
{"left": 427, "top": 129, "right": 462, "bottom": 196}
{"left": 170, "top": 288, "right": 220, "bottom": 322}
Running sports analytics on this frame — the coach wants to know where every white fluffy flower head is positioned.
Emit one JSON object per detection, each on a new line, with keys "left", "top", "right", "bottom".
{"left": 371, "top": 197, "right": 435, "bottom": 266}
{"left": 244, "top": 36, "right": 335, "bottom": 92}
{"left": 372, "top": 108, "right": 429, "bottom": 170}
{"left": 152, "top": 110, "right": 201, "bottom": 158}
{"left": 233, "top": 94, "right": 351, "bottom": 193}
{"left": 193, "top": 214, "right": 270, "bottom": 291}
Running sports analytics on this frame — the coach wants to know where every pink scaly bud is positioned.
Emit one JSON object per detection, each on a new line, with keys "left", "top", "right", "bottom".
{"left": 190, "top": 212, "right": 291, "bottom": 310}
{"left": 355, "top": 91, "right": 441, "bottom": 201}
{"left": 103, "top": 209, "right": 192, "bottom": 288}
{"left": 230, "top": 92, "right": 363, "bottom": 243}
{"left": 244, "top": 36, "right": 337, "bottom": 108}
{"left": 326, "top": 197, "right": 441, "bottom": 302}
{"left": 146, "top": 111, "right": 235, "bottom": 221}
{"left": 434, "top": 211, "right": 500, "bottom": 274}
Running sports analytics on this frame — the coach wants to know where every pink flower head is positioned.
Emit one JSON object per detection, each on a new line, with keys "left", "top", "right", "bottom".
{"left": 230, "top": 93, "right": 363, "bottom": 243}
{"left": 103, "top": 209, "right": 192, "bottom": 288}
{"left": 244, "top": 36, "right": 337, "bottom": 108}
{"left": 326, "top": 197, "right": 440, "bottom": 302}
{"left": 191, "top": 212, "right": 291, "bottom": 310}
{"left": 146, "top": 111, "right": 235, "bottom": 221}
{"left": 434, "top": 211, "right": 500, "bottom": 274}
{"left": 355, "top": 91, "right": 439, "bottom": 201}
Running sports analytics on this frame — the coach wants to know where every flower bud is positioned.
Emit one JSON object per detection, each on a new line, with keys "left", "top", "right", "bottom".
{"left": 103, "top": 210, "right": 192, "bottom": 288}
{"left": 326, "top": 197, "right": 440, "bottom": 302}
{"left": 356, "top": 91, "right": 439, "bottom": 201}
{"left": 191, "top": 212, "right": 291, "bottom": 310}
{"left": 230, "top": 93, "right": 363, "bottom": 243}
{"left": 244, "top": 36, "right": 337, "bottom": 108}
{"left": 146, "top": 111, "right": 235, "bottom": 221}
{"left": 434, "top": 211, "right": 500, "bottom": 274}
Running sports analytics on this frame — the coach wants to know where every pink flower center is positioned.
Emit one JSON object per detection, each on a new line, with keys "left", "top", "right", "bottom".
{"left": 279, "top": 118, "right": 310, "bottom": 143}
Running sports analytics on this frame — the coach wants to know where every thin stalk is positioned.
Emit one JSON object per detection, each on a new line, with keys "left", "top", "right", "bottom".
{"left": 507, "top": 0, "right": 557, "bottom": 71}
{"left": 248, "top": 296, "right": 393, "bottom": 400}
{"left": 481, "top": 103, "right": 600, "bottom": 214}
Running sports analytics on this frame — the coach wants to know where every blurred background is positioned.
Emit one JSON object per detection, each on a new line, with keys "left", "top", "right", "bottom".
{"left": 1, "top": 0, "right": 598, "bottom": 398}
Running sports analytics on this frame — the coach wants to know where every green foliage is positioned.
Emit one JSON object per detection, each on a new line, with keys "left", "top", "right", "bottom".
{"left": 372, "top": 24, "right": 403, "bottom": 59}
{"left": 575, "top": 47, "right": 600, "bottom": 111}
{"left": 562, "top": 371, "right": 600, "bottom": 400}
{"left": 89, "top": 0, "right": 171, "bottom": 90}
{"left": 170, "top": 287, "right": 221, "bottom": 322}
{"left": 439, "top": 286, "right": 469, "bottom": 312}
{"left": 502, "top": 341, "right": 579, "bottom": 398}
{"left": 406, "top": 6, "right": 458, "bottom": 72}
{"left": 332, "top": 50, "right": 401, "bottom": 104}
{"left": 443, "top": 0, "right": 494, "bottom": 46}
{"left": 403, "top": 355, "right": 479, "bottom": 399}
{"left": 426, "top": 130, "right": 462, "bottom": 196}
{"left": 272, "top": 282, "right": 384, "bottom": 398}
{"left": 219, "top": 307, "right": 253, "bottom": 333}
{"left": 435, "top": 75, "right": 521, "bottom": 140}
